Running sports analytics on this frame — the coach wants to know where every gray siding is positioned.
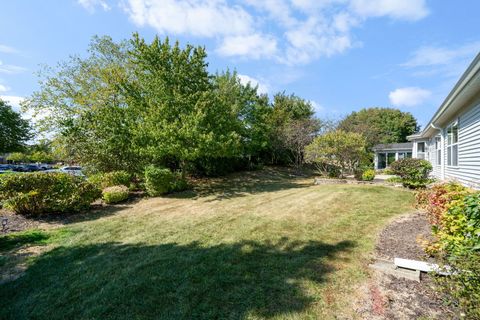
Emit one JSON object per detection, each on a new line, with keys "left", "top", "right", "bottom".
{"left": 428, "top": 136, "right": 442, "bottom": 179}
{"left": 444, "top": 102, "right": 480, "bottom": 188}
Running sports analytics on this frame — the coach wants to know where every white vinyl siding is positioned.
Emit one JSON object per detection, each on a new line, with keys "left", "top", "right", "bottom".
{"left": 444, "top": 102, "right": 480, "bottom": 189}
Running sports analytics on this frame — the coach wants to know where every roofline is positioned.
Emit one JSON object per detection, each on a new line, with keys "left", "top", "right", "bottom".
{"left": 411, "top": 52, "right": 480, "bottom": 140}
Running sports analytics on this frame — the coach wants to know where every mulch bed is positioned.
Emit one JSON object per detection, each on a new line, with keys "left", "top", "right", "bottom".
{"left": 355, "top": 212, "right": 458, "bottom": 319}
{"left": 0, "top": 209, "right": 41, "bottom": 234}
{"left": 375, "top": 212, "right": 434, "bottom": 261}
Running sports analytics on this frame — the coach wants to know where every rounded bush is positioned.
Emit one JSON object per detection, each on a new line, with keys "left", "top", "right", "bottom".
{"left": 144, "top": 166, "right": 174, "bottom": 196}
{"left": 102, "top": 185, "right": 129, "bottom": 204}
{"left": 361, "top": 169, "right": 375, "bottom": 181}
{"left": 390, "top": 158, "right": 432, "bottom": 189}
{"left": 0, "top": 172, "right": 101, "bottom": 215}
{"left": 88, "top": 171, "right": 131, "bottom": 189}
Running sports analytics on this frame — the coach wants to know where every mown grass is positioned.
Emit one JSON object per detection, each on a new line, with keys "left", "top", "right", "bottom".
{"left": 0, "top": 168, "right": 414, "bottom": 319}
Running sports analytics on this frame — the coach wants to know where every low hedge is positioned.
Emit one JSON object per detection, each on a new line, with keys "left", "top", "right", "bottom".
{"left": 361, "top": 169, "right": 375, "bottom": 181}
{"left": 88, "top": 171, "right": 131, "bottom": 189}
{"left": 390, "top": 158, "right": 432, "bottom": 188}
{"left": 102, "top": 185, "right": 129, "bottom": 204}
{"left": 144, "top": 166, "right": 189, "bottom": 197}
{"left": 0, "top": 172, "right": 101, "bottom": 215}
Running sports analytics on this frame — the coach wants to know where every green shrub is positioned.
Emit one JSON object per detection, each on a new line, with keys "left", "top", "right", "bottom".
{"left": 416, "top": 183, "right": 480, "bottom": 318}
{"left": 88, "top": 171, "right": 131, "bottom": 189}
{"left": 385, "top": 176, "right": 403, "bottom": 183}
{"left": 171, "top": 172, "right": 190, "bottom": 192}
{"left": 0, "top": 172, "right": 101, "bottom": 215}
{"left": 361, "top": 169, "right": 375, "bottom": 181}
{"left": 390, "top": 158, "right": 432, "bottom": 189}
{"left": 436, "top": 251, "right": 480, "bottom": 319}
{"left": 102, "top": 185, "right": 129, "bottom": 204}
{"left": 144, "top": 166, "right": 174, "bottom": 196}
{"left": 415, "top": 182, "right": 470, "bottom": 228}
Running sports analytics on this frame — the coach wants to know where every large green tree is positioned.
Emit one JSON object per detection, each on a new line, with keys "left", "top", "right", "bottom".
{"left": 305, "top": 130, "right": 368, "bottom": 178}
{"left": 338, "top": 107, "right": 419, "bottom": 148}
{"left": 25, "top": 35, "right": 271, "bottom": 175}
{"left": 0, "top": 99, "right": 31, "bottom": 153}
{"left": 268, "top": 92, "right": 320, "bottom": 165}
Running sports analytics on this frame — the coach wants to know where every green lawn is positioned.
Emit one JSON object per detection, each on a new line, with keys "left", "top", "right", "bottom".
{"left": 0, "top": 168, "right": 414, "bottom": 319}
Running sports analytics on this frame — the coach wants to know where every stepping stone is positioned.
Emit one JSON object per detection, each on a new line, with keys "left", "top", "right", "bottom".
{"left": 369, "top": 259, "right": 421, "bottom": 282}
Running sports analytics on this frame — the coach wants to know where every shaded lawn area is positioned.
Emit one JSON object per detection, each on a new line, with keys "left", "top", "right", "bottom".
{"left": 0, "top": 168, "right": 414, "bottom": 319}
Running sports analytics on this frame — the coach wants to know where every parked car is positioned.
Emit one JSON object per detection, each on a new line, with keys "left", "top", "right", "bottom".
{"left": 0, "top": 164, "right": 14, "bottom": 171}
{"left": 59, "top": 166, "right": 85, "bottom": 177}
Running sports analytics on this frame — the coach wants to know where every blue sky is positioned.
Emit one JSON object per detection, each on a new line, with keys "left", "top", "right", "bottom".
{"left": 1, "top": 0, "right": 479, "bottom": 128}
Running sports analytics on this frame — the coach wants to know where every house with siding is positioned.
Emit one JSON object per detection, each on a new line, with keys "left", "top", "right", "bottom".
{"left": 374, "top": 52, "right": 480, "bottom": 189}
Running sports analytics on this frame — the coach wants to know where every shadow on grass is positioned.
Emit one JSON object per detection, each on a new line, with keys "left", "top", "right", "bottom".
{"left": 0, "top": 237, "right": 355, "bottom": 320}
{"left": 0, "top": 230, "right": 50, "bottom": 251}
{"left": 170, "top": 167, "right": 314, "bottom": 202}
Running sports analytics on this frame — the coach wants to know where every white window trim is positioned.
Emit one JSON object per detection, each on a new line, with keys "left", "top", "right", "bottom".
{"left": 446, "top": 120, "right": 459, "bottom": 167}
{"left": 435, "top": 136, "right": 441, "bottom": 166}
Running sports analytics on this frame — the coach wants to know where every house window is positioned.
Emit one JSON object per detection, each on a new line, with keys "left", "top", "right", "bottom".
{"left": 447, "top": 122, "right": 458, "bottom": 166}
{"left": 387, "top": 153, "right": 396, "bottom": 165}
{"left": 435, "top": 137, "right": 441, "bottom": 165}
{"left": 417, "top": 142, "right": 425, "bottom": 159}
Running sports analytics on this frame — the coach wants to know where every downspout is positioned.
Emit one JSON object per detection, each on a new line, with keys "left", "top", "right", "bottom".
{"left": 430, "top": 123, "right": 445, "bottom": 180}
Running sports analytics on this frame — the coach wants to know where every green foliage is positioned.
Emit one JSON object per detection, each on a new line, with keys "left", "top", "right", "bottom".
{"left": 305, "top": 130, "right": 368, "bottom": 178}
{"left": 439, "top": 193, "right": 480, "bottom": 253}
{"left": 102, "top": 185, "right": 129, "bottom": 204}
{"left": 338, "top": 107, "right": 419, "bottom": 148}
{"left": 6, "top": 152, "right": 28, "bottom": 163}
{"left": 390, "top": 158, "right": 432, "bottom": 189}
{"left": 0, "top": 172, "right": 101, "bottom": 215}
{"left": 385, "top": 176, "right": 403, "bottom": 183}
{"left": 0, "top": 99, "right": 31, "bottom": 153}
{"left": 437, "top": 251, "right": 480, "bottom": 318}
{"left": 171, "top": 172, "right": 190, "bottom": 192}
{"left": 25, "top": 35, "right": 280, "bottom": 176}
{"left": 88, "top": 171, "right": 131, "bottom": 189}
{"left": 415, "top": 182, "right": 470, "bottom": 227}
{"left": 144, "top": 166, "right": 175, "bottom": 196}
{"left": 415, "top": 183, "right": 480, "bottom": 317}
{"left": 361, "top": 169, "right": 375, "bottom": 181}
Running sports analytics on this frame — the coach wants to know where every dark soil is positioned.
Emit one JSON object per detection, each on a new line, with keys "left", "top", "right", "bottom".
{"left": 0, "top": 209, "right": 41, "bottom": 234}
{"left": 375, "top": 212, "right": 434, "bottom": 261}
{"left": 356, "top": 212, "right": 458, "bottom": 320}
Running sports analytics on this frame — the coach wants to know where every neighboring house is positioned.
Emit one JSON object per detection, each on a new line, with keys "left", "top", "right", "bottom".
{"left": 373, "top": 143, "right": 413, "bottom": 169}
{"left": 373, "top": 53, "right": 480, "bottom": 189}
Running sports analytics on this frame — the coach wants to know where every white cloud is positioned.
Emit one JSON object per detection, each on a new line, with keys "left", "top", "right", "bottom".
{"left": 0, "top": 44, "right": 18, "bottom": 54}
{"left": 309, "top": 100, "right": 325, "bottom": 113}
{"left": 403, "top": 42, "right": 480, "bottom": 67}
{"left": 237, "top": 74, "right": 269, "bottom": 94}
{"left": 123, "top": 0, "right": 253, "bottom": 38}
{"left": 217, "top": 34, "right": 278, "bottom": 59}
{"left": 119, "top": 0, "right": 430, "bottom": 65}
{"left": 0, "top": 60, "right": 27, "bottom": 74}
{"left": 1, "top": 95, "right": 24, "bottom": 113}
{"left": 350, "top": 0, "right": 429, "bottom": 21}
{"left": 389, "top": 87, "right": 431, "bottom": 107}
{"left": 0, "top": 84, "right": 10, "bottom": 92}
{"left": 78, "top": 0, "right": 111, "bottom": 13}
